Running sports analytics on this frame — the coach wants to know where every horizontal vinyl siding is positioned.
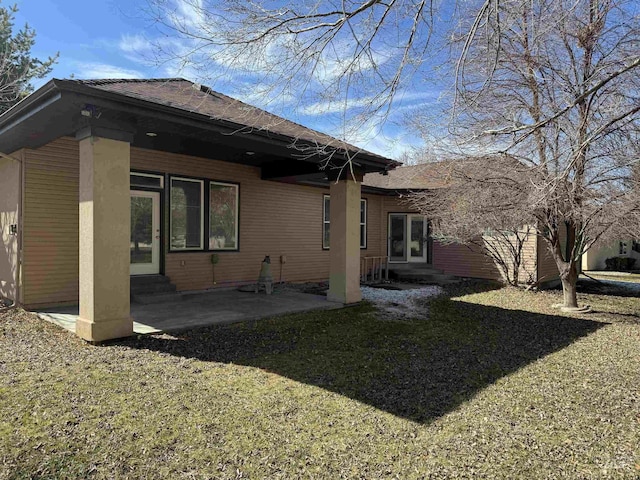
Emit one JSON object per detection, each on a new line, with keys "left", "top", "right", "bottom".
{"left": 433, "top": 241, "right": 500, "bottom": 280}
{"left": 0, "top": 153, "right": 21, "bottom": 302}
{"left": 131, "top": 147, "right": 386, "bottom": 292}
{"left": 537, "top": 229, "right": 563, "bottom": 284}
{"left": 379, "top": 196, "right": 502, "bottom": 281}
{"left": 22, "top": 138, "right": 79, "bottom": 307}
{"left": 520, "top": 231, "right": 538, "bottom": 284}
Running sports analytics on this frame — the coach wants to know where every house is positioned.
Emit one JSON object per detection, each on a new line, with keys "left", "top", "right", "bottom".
{"left": 582, "top": 238, "right": 640, "bottom": 271}
{"left": 0, "top": 78, "right": 560, "bottom": 342}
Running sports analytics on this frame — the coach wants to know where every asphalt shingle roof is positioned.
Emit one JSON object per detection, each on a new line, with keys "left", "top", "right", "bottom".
{"left": 71, "top": 78, "right": 392, "bottom": 163}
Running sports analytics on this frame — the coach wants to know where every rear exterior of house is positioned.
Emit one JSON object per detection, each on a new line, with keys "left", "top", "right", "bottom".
{"left": 5, "top": 137, "right": 557, "bottom": 309}
{"left": 0, "top": 78, "right": 560, "bottom": 341}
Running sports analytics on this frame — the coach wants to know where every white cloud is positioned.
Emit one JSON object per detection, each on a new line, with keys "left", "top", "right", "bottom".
{"left": 72, "top": 62, "right": 144, "bottom": 79}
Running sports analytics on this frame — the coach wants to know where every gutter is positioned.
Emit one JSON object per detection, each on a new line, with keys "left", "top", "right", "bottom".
{"left": 53, "top": 79, "right": 401, "bottom": 171}
{"left": 0, "top": 150, "right": 23, "bottom": 307}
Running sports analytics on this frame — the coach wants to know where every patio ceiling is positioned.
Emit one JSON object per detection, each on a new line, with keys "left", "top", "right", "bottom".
{"left": 0, "top": 78, "right": 400, "bottom": 185}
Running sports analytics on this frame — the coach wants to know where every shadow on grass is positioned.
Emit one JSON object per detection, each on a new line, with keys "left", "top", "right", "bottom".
{"left": 119, "top": 295, "right": 603, "bottom": 424}
{"left": 572, "top": 277, "right": 640, "bottom": 298}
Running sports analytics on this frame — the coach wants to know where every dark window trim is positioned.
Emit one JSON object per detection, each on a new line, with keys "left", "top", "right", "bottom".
{"left": 167, "top": 173, "right": 242, "bottom": 254}
{"left": 169, "top": 175, "right": 205, "bottom": 252}
{"left": 322, "top": 194, "right": 368, "bottom": 250}
{"left": 209, "top": 180, "right": 241, "bottom": 252}
{"left": 131, "top": 169, "right": 165, "bottom": 189}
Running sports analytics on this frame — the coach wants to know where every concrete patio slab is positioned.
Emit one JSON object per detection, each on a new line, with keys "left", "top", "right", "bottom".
{"left": 37, "top": 289, "right": 343, "bottom": 336}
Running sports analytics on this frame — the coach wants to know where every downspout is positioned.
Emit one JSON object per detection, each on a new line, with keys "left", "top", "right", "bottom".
{"left": 0, "top": 150, "right": 23, "bottom": 307}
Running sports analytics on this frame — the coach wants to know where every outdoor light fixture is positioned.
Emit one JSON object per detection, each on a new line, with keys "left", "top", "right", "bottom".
{"left": 245, "top": 151, "right": 255, "bottom": 155}
{"left": 146, "top": 132, "right": 158, "bottom": 137}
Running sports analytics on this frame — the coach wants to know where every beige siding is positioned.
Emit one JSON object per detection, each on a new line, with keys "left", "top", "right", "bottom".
{"left": 582, "top": 238, "right": 640, "bottom": 271}
{"left": 520, "top": 231, "right": 539, "bottom": 284}
{"left": 22, "top": 138, "right": 79, "bottom": 307}
{"left": 536, "top": 228, "right": 564, "bottom": 285}
{"left": 20, "top": 136, "right": 551, "bottom": 304}
{"left": 0, "top": 152, "right": 21, "bottom": 301}
{"left": 379, "top": 196, "right": 504, "bottom": 281}
{"left": 433, "top": 242, "right": 500, "bottom": 280}
{"left": 132, "top": 147, "right": 385, "bottom": 292}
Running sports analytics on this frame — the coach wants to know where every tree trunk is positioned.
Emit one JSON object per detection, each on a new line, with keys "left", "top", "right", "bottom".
{"left": 560, "top": 262, "right": 579, "bottom": 308}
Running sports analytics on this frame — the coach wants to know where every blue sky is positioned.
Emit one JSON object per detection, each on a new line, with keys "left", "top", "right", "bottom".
{"left": 14, "top": 0, "right": 442, "bottom": 160}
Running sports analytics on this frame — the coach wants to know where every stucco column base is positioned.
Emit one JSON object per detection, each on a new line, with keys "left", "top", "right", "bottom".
{"left": 76, "top": 316, "right": 134, "bottom": 343}
{"left": 77, "top": 133, "right": 133, "bottom": 342}
{"left": 328, "top": 176, "right": 362, "bottom": 304}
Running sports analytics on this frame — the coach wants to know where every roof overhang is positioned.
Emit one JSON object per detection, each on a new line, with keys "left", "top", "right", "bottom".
{"left": 0, "top": 79, "right": 400, "bottom": 182}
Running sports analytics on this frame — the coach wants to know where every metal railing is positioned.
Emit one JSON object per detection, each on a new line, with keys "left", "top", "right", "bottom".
{"left": 360, "top": 256, "right": 389, "bottom": 284}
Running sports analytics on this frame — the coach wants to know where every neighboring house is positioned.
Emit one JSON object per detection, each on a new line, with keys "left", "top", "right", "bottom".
{"left": 363, "top": 162, "right": 564, "bottom": 286}
{"left": 582, "top": 238, "right": 640, "bottom": 270}
{"left": 0, "top": 78, "right": 560, "bottom": 341}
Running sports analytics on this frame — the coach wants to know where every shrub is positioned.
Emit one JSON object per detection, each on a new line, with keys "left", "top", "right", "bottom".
{"left": 604, "top": 256, "right": 637, "bottom": 271}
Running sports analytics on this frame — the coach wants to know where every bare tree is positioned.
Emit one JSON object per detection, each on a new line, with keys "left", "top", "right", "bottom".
{"left": 144, "top": 0, "right": 640, "bottom": 308}
{"left": 405, "top": 156, "right": 537, "bottom": 286}
{"left": 444, "top": 0, "right": 640, "bottom": 309}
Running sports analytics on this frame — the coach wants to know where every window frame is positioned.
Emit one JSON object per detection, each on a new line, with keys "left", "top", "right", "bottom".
{"left": 208, "top": 180, "right": 240, "bottom": 252}
{"left": 620, "top": 241, "right": 628, "bottom": 255}
{"left": 322, "top": 194, "right": 331, "bottom": 250}
{"left": 322, "top": 195, "right": 367, "bottom": 250}
{"left": 169, "top": 176, "right": 205, "bottom": 252}
{"left": 360, "top": 198, "right": 367, "bottom": 249}
{"left": 130, "top": 171, "right": 164, "bottom": 189}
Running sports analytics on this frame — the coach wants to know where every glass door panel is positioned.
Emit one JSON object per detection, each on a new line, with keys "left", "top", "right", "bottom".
{"left": 409, "top": 215, "right": 428, "bottom": 262}
{"left": 130, "top": 191, "right": 160, "bottom": 275}
{"left": 389, "top": 214, "right": 407, "bottom": 262}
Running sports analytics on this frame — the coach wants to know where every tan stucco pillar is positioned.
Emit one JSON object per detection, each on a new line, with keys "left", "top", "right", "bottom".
{"left": 76, "top": 131, "right": 133, "bottom": 341}
{"left": 328, "top": 175, "right": 362, "bottom": 304}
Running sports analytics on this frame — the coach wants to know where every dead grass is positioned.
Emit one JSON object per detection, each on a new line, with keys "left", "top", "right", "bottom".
{"left": 0, "top": 283, "right": 638, "bottom": 479}
{"left": 585, "top": 272, "right": 640, "bottom": 284}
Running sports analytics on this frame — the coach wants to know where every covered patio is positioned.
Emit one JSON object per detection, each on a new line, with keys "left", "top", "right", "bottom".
{"left": 37, "top": 288, "right": 343, "bottom": 336}
{"left": 0, "top": 78, "right": 400, "bottom": 342}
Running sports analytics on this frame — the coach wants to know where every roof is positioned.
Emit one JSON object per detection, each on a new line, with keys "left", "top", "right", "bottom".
{"left": 64, "top": 78, "right": 393, "bottom": 164}
{"left": 364, "top": 155, "right": 532, "bottom": 191}
{"left": 0, "top": 77, "right": 399, "bottom": 173}
{"left": 363, "top": 161, "right": 455, "bottom": 190}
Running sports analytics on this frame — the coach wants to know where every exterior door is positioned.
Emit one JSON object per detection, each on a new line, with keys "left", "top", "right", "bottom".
{"left": 130, "top": 190, "right": 160, "bottom": 275}
{"left": 388, "top": 214, "right": 407, "bottom": 262}
{"left": 388, "top": 214, "right": 428, "bottom": 263}
{"left": 408, "top": 215, "right": 428, "bottom": 262}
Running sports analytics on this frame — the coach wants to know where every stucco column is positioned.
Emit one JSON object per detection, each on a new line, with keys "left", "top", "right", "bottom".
{"left": 327, "top": 174, "right": 362, "bottom": 304}
{"left": 76, "top": 130, "right": 133, "bottom": 341}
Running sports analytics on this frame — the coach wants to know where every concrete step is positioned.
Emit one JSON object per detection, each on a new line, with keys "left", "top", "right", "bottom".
{"left": 388, "top": 264, "right": 444, "bottom": 274}
{"left": 131, "top": 291, "right": 184, "bottom": 305}
{"left": 393, "top": 272, "right": 460, "bottom": 285}
{"left": 131, "top": 275, "right": 172, "bottom": 287}
{"left": 130, "top": 275, "right": 178, "bottom": 298}
{"left": 131, "top": 282, "right": 177, "bottom": 295}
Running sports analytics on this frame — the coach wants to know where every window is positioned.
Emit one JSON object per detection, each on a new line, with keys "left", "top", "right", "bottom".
{"left": 170, "top": 177, "right": 203, "bottom": 250}
{"left": 633, "top": 240, "right": 640, "bottom": 253}
{"left": 130, "top": 172, "right": 163, "bottom": 189}
{"left": 620, "top": 241, "right": 628, "bottom": 255}
{"left": 360, "top": 199, "right": 367, "bottom": 248}
{"left": 322, "top": 195, "right": 367, "bottom": 249}
{"left": 209, "top": 181, "right": 239, "bottom": 250}
{"left": 323, "top": 195, "right": 331, "bottom": 249}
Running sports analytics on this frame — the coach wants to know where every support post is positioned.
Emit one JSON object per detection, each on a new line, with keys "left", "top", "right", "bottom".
{"left": 76, "top": 130, "right": 133, "bottom": 342}
{"left": 327, "top": 171, "right": 362, "bottom": 304}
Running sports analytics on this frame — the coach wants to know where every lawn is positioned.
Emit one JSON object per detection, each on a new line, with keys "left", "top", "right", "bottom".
{"left": 1, "top": 282, "right": 638, "bottom": 479}
{"left": 585, "top": 271, "right": 640, "bottom": 284}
